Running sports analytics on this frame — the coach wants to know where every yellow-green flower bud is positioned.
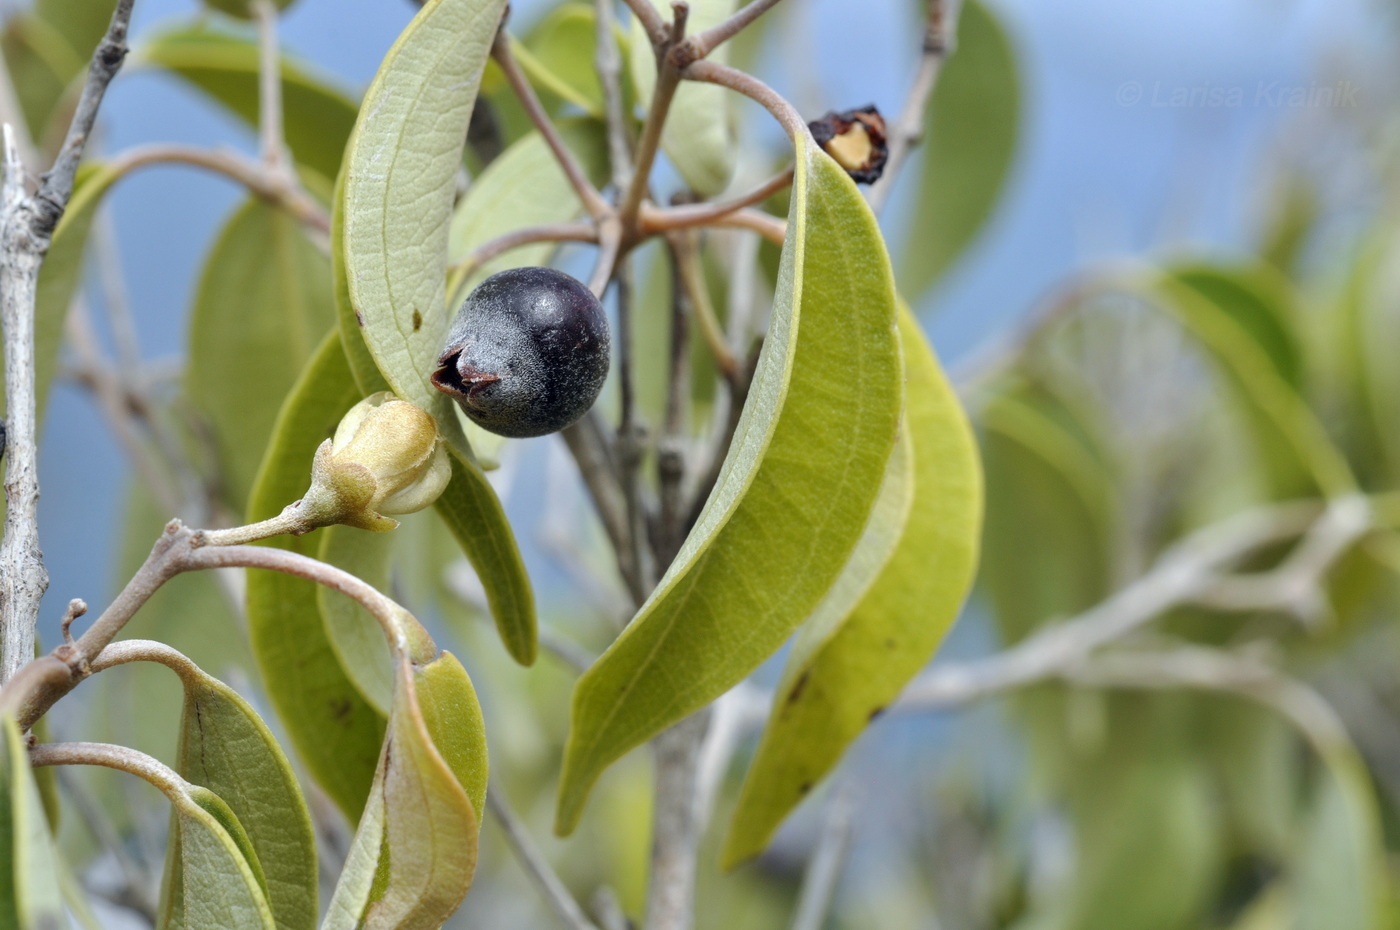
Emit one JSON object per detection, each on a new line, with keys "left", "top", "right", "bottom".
{"left": 300, "top": 393, "right": 451, "bottom": 531}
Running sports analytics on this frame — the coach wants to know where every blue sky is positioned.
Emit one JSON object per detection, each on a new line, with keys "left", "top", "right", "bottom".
{"left": 31, "top": 0, "right": 1381, "bottom": 624}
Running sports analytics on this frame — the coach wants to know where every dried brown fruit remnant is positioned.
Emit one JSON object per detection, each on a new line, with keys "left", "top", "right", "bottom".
{"left": 807, "top": 105, "right": 889, "bottom": 184}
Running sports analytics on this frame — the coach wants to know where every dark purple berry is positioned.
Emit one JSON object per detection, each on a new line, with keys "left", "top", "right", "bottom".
{"left": 431, "top": 267, "right": 610, "bottom": 438}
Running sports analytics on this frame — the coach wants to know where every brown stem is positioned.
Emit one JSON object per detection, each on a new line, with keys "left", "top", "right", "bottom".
{"left": 669, "top": 230, "right": 738, "bottom": 384}
{"left": 708, "top": 208, "right": 785, "bottom": 245}
{"left": 681, "top": 59, "right": 807, "bottom": 141}
{"left": 621, "top": 0, "right": 669, "bottom": 45}
{"left": 594, "top": 0, "right": 634, "bottom": 191}
{"left": 109, "top": 144, "right": 329, "bottom": 235}
{"left": 0, "top": 521, "right": 437, "bottom": 730}
{"left": 639, "top": 168, "right": 792, "bottom": 235}
{"left": 30, "top": 741, "right": 186, "bottom": 802}
{"left": 491, "top": 31, "right": 611, "bottom": 220}
{"left": 252, "top": 0, "right": 289, "bottom": 176}
{"left": 619, "top": 3, "right": 689, "bottom": 240}
{"left": 453, "top": 224, "right": 600, "bottom": 283}
{"left": 685, "top": 0, "right": 785, "bottom": 60}
{"left": 867, "top": 0, "right": 954, "bottom": 213}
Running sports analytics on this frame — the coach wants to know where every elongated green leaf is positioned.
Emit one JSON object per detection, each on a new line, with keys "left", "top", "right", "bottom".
{"left": 323, "top": 655, "right": 484, "bottom": 930}
{"left": 898, "top": 0, "right": 1019, "bottom": 297}
{"left": 1295, "top": 750, "right": 1383, "bottom": 930}
{"left": 136, "top": 26, "right": 358, "bottom": 195}
{"left": 1, "top": 15, "right": 75, "bottom": 143}
{"left": 556, "top": 137, "right": 903, "bottom": 834}
{"left": 188, "top": 198, "right": 335, "bottom": 511}
{"left": 162, "top": 787, "right": 276, "bottom": 930}
{"left": 723, "top": 307, "right": 981, "bottom": 865}
{"left": 1058, "top": 735, "right": 1221, "bottom": 930}
{"left": 629, "top": 0, "right": 738, "bottom": 196}
{"left": 446, "top": 121, "right": 608, "bottom": 296}
{"left": 35, "top": 0, "right": 116, "bottom": 61}
{"left": 0, "top": 717, "right": 64, "bottom": 928}
{"left": 246, "top": 332, "right": 386, "bottom": 821}
{"left": 979, "top": 383, "right": 1115, "bottom": 642}
{"left": 1172, "top": 263, "right": 1303, "bottom": 390}
{"left": 318, "top": 527, "right": 396, "bottom": 714}
{"left": 202, "top": 0, "right": 294, "bottom": 21}
{"left": 159, "top": 653, "right": 317, "bottom": 930}
{"left": 336, "top": 0, "right": 536, "bottom": 663}
{"left": 340, "top": 0, "right": 506, "bottom": 415}
{"left": 1151, "top": 272, "right": 1353, "bottom": 498}
{"left": 1332, "top": 230, "right": 1400, "bottom": 486}
{"left": 513, "top": 4, "right": 606, "bottom": 117}
{"left": 433, "top": 449, "right": 536, "bottom": 664}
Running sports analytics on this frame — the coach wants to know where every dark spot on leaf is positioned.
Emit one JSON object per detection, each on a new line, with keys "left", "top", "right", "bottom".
{"left": 330, "top": 698, "right": 353, "bottom": 721}
{"left": 868, "top": 705, "right": 887, "bottom": 722}
{"left": 799, "top": 781, "right": 813, "bottom": 795}
{"left": 885, "top": 638, "right": 897, "bottom": 649}
{"left": 412, "top": 309, "right": 423, "bottom": 331}
{"left": 355, "top": 310, "right": 365, "bottom": 327}
{"left": 787, "top": 670, "right": 811, "bottom": 703}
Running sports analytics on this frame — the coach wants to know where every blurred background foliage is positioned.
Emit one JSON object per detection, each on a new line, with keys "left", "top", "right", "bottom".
{"left": 5, "top": 0, "right": 1400, "bottom": 927}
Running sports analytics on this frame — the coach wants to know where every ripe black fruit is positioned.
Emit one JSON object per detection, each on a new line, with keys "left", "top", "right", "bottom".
{"left": 431, "top": 267, "right": 610, "bottom": 438}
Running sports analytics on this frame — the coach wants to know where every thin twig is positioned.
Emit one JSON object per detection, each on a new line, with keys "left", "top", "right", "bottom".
{"left": 491, "top": 31, "right": 610, "bottom": 220}
{"left": 611, "top": 260, "right": 651, "bottom": 605}
{"left": 669, "top": 230, "right": 738, "bottom": 384}
{"left": 452, "top": 222, "right": 599, "bottom": 281}
{"left": 30, "top": 742, "right": 186, "bottom": 801}
{"left": 252, "top": 0, "right": 289, "bottom": 176}
{"left": 0, "top": 521, "right": 436, "bottom": 729}
{"left": 897, "top": 497, "right": 1366, "bottom": 712}
{"left": 619, "top": 2, "right": 689, "bottom": 239}
{"left": 640, "top": 168, "right": 792, "bottom": 235}
{"left": 29, "top": 0, "right": 136, "bottom": 238}
{"left": 681, "top": 60, "right": 807, "bottom": 141}
{"left": 655, "top": 237, "right": 691, "bottom": 565}
{"left": 109, "top": 144, "right": 329, "bottom": 235}
{"left": 867, "top": 0, "right": 958, "bottom": 214}
{"left": 685, "top": 0, "right": 785, "bottom": 60}
{"left": 594, "top": 0, "right": 634, "bottom": 192}
{"left": 486, "top": 788, "right": 601, "bottom": 930}
{"left": 620, "top": 0, "right": 668, "bottom": 45}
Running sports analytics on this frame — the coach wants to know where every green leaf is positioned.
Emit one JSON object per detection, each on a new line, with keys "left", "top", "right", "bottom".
{"left": 556, "top": 136, "right": 904, "bottom": 834}
{"left": 1058, "top": 734, "right": 1221, "bottom": 930}
{"left": 335, "top": 0, "right": 536, "bottom": 664}
{"left": 1, "top": 15, "right": 77, "bottom": 144}
{"left": 317, "top": 526, "right": 396, "bottom": 714}
{"left": 187, "top": 198, "right": 336, "bottom": 511}
{"left": 898, "top": 0, "right": 1019, "bottom": 297}
{"left": 433, "top": 448, "right": 537, "bottom": 665}
{"left": 35, "top": 0, "right": 117, "bottom": 62}
{"left": 323, "top": 655, "right": 484, "bottom": 930}
{"left": 1295, "top": 750, "right": 1384, "bottom": 930}
{"left": 1151, "top": 270, "right": 1354, "bottom": 498}
{"left": 246, "top": 331, "right": 387, "bottom": 821}
{"left": 201, "top": 0, "right": 294, "bottom": 22}
{"left": 979, "top": 382, "right": 1115, "bottom": 642}
{"left": 340, "top": 0, "right": 507, "bottom": 415}
{"left": 161, "top": 787, "right": 277, "bottom": 930}
{"left": 1170, "top": 263, "right": 1304, "bottom": 392}
{"left": 628, "top": 0, "right": 738, "bottom": 196}
{"left": 0, "top": 717, "right": 65, "bottom": 928}
{"left": 135, "top": 25, "right": 359, "bottom": 195}
{"left": 162, "top": 654, "right": 317, "bottom": 930}
{"left": 513, "top": 3, "right": 608, "bottom": 117}
{"left": 446, "top": 121, "right": 608, "bottom": 297}
{"left": 723, "top": 307, "right": 982, "bottom": 865}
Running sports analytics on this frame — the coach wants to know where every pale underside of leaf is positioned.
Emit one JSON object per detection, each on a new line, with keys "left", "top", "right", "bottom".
{"left": 724, "top": 308, "right": 983, "bottom": 864}
{"left": 555, "top": 137, "right": 904, "bottom": 834}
